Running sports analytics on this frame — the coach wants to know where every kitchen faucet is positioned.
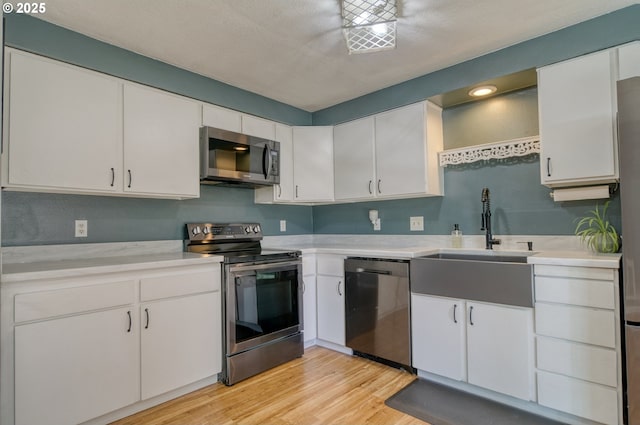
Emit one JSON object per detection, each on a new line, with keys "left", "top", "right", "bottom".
{"left": 481, "top": 188, "right": 501, "bottom": 250}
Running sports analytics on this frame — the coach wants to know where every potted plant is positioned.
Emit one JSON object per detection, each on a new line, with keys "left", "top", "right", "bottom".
{"left": 574, "top": 201, "right": 620, "bottom": 253}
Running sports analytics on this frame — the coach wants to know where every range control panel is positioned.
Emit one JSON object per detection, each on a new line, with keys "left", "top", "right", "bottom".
{"left": 186, "top": 223, "right": 262, "bottom": 241}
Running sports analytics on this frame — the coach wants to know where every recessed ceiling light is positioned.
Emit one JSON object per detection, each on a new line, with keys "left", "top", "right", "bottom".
{"left": 469, "top": 85, "right": 497, "bottom": 97}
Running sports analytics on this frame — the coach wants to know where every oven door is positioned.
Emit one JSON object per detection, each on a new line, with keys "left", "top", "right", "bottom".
{"left": 226, "top": 260, "right": 302, "bottom": 355}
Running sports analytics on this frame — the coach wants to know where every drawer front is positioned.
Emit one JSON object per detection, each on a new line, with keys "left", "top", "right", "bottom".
{"left": 15, "top": 280, "right": 136, "bottom": 323}
{"left": 534, "top": 265, "right": 614, "bottom": 281}
{"left": 535, "top": 276, "right": 615, "bottom": 309}
{"left": 140, "top": 266, "right": 220, "bottom": 301}
{"left": 316, "top": 255, "right": 345, "bottom": 276}
{"left": 537, "top": 370, "right": 619, "bottom": 425}
{"left": 537, "top": 336, "right": 617, "bottom": 387}
{"left": 535, "top": 303, "right": 615, "bottom": 348}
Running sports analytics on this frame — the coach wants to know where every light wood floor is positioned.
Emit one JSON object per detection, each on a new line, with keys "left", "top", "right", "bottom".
{"left": 111, "top": 346, "right": 427, "bottom": 425}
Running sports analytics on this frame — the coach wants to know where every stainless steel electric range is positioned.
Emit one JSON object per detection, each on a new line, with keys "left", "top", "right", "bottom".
{"left": 184, "top": 223, "right": 303, "bottom": 385}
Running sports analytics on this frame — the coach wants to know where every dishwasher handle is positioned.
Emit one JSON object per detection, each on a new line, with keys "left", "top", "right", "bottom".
{"left": 355, "top": 267, "right": 391, "bottom": 275}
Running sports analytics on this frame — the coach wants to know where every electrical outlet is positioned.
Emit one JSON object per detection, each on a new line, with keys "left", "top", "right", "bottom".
{"left": 410, "top": 216, "right": 424, "bottom": 231}
{"left": 75, "top": 220, "right": 88, "bottom": 237}
{"left": 280, "top": 220, "right": 287, "bottom": 232}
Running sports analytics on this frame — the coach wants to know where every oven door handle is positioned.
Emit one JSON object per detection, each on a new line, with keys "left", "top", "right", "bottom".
{"left": 229, "top": 260, "right": 301, "bottom": 273}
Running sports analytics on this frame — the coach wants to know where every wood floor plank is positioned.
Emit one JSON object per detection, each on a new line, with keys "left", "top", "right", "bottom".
{"left": 110, "top": 346, "right": 427, "bottom": 425}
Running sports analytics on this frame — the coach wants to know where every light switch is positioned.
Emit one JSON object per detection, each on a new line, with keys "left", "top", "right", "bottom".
{"left": 410, "top": 216, "right": 424, "bottom": 231}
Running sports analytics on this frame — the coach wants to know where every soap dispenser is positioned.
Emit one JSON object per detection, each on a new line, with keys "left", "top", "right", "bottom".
{"left": 451, "top": 224, "right": 463, "bottom": 248}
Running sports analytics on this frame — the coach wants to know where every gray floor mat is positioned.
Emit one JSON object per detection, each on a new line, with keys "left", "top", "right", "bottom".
{"left": 385, "top": 378, "right": 567, "bottom": 425}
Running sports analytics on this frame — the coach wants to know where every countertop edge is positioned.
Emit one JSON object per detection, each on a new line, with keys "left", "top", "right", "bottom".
{"left": 1, "top": 253, "right": 223, "bottom": 283}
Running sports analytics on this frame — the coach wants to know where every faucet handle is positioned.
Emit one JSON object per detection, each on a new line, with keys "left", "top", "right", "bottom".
{"left": 517, "top": 241, "right": 533, "bottom": 251}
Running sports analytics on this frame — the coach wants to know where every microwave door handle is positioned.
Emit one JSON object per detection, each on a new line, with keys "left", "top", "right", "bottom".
{"left": 262, "top": 144, "right": 272, "bottom": 179}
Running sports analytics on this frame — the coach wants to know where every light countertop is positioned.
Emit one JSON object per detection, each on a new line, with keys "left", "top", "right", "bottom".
{"left": 2, "top": 252, "right": 223, "bottom": 283}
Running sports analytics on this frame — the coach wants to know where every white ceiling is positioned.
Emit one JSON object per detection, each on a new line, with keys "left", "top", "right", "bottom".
{"left": 34, "top": 0, "right": 638, "bottom": 112}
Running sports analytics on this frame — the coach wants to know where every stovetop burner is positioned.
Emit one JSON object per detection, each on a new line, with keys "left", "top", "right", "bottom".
{"left": 184, "top": 223, "right": 300, "bottom": 263}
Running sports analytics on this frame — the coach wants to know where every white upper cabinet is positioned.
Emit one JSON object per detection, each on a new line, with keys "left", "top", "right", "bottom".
{"left": 3, "top": 49, "right": 200, "bottom": 199}
{"left": 255, "top": 123, "right": 295, "bottom": 203}
{"left": 292, "top": 126, "right": 334, "bottom": 202}
{"left": 618, "top": 41, "right": 640, "bottom": 80}
{"left": 4, "top": 49, "right": 122, "bottom": 193}
{"left": 334, "top": 117, "right": 376, "bottom": 200}
{"left": 333, "top": 101, "right": 443, "bottom": 202}
{"left": 241, "top": 114, "right": 276, "bottom": 139}
{"left": 202, "top": 104, "right": 242, "bottom": 132}
{"left": 123, "top": 83, "right": 200, "bottom": 198}
{"left": 537, "top": 49, "right": 618, "bottom": 187}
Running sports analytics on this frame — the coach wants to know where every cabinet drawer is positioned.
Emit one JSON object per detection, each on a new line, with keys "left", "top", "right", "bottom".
{"left": 316, "top": 255, "right": 344, "bottom": 276}
{"left": 535, "top": 303, "right": 615, "bottom": 348}
{"left": 535, "top": 276, "right": 615, "bottom": 309}
{"left": 534, "top": 265, "right": 614, "bottom": 281}
{"left": 15, "top": 280, "right": 135, "bottom": 323}
{"left": 537, "top": 370, "right": 619, "bottom": 425}
{"left": 141, "top": 266, "right": 220, "bottom": 301}
{"left": 537, "top": 336, "right": 617, "bottom": 387}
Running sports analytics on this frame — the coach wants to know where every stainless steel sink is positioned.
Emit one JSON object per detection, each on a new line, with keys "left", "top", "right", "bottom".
{"left": 410, "top": 252, "right": 534, "bottom": 307}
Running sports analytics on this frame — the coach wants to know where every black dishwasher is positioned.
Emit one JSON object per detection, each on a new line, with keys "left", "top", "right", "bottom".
{"left": 344, "top": 257, "right": 412, "bottom": 371}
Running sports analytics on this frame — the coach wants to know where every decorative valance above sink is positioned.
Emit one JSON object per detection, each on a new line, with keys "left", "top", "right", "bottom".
{"left": 438, "top": 135, "right": 540, "bottom": 167}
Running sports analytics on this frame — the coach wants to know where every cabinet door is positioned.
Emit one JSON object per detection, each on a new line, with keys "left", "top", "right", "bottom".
{"left": 292, "top": 126, "right": 334, "bottom": 202}
{"left": 242, "top": 115, "right": 276, "bottom": 139}
{"left": 411, "top": 294, "right": 466, "bottom": 381}
{"left": 141, "top": 291, "right": 222, "bottom": 400}
{"left": 254, "top": 123, "right": 294, "bottom": 203}
{"left": 202, "top": 103, "right": 242, "bottom": 132}
{"left": 466, "top": 302, "right": 533, "bottom": 401}
{"left": 619, "top": 42, "right": 640, "bottom": 80}
{"left": 302, "top": 274, "right": 317, "bottom": 343}
{"left": 6, "top": 51, "right": 121, "bottom": 192}
{"left": 375, "top": 102, "right": 429, "bottom": 197}
{"left": 334, "top": 117, "right": 375, "bottom": 200}
{"left": 538, "top": 50, "right": 617, "bottom": 186}
{"left": 14, "top": 307, "right": 139, "bottom": 425}
{"left": 123, "top": 84, "right": 200, "bottom": 198}
{"left": 316, "top": 275, "right": 345, "bottom": 345}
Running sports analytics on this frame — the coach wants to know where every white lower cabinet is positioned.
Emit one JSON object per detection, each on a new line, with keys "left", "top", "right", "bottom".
{"left": 316, "top": 274, "right": 345, "bottom": 346}
{"left": 315, "top": 255, "right": 346, "bottom": 347}
{"left": 141, "top": 291, "right": 221, "bottom": 400}
{"left": 411, "top": 294, "right": 534, "bottom": 401}
{"left": 411, "top": 295, "right": 466, "bottom": 381}
{"left": 15, "top": 307, "right": 140, "bottom": 425}
{"left": 534, "top": 264, "right": 622, "bottom": 425}
{"left": 4, "top": 262, "right": 222, "bottom": 425}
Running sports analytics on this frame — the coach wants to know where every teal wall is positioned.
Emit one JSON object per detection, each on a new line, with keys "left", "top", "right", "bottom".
{"left": 2, "top": 8, "right": 633, "bottom": 245}
{"left": 2, "top": 186, "right": 312, "bottom": 246}
{"left": 312, "top": 5, "right": 640, "bottom": 125}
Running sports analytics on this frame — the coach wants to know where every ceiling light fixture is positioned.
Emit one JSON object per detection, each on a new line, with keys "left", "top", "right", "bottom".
{"left": 342, "top": 0, "right": 397, "bottom": 54}
{"left": 469, "top": 85, "right": 498, "bottom": 97}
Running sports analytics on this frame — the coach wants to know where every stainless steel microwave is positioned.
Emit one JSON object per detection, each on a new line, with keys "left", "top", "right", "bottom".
{"left": 199, "top": 126, "right": 280, "bottom": 187}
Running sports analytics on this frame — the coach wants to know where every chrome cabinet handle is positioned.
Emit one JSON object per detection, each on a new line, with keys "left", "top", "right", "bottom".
{"left": 546, "top": 157, "right": 551, "bottom": 177}
{"left": 145, "top": 308, "right": 150, "bottom": 329}
{"left": 377, "top": 179, "right": 382, "bottom": 194}
{"left": 453, "top": 304, "right": 457, "bottom": 323}
{"left": 277, "top": 184, "right": 282, "bottom": 198}
{"left": 368, "top": 180, "right": 373, "bottom": 195}
{"left": 126, "top": 311, "right": 132, "bottom": 333}
{"left": 128, "top": 170, "right": 132, "bottom": 188}
{"left": 110, "top": 168, "right": 115, "bottom": 187}
{"left": 337, "top": 280, "right": 342, "bottom": 296}
{"left": 295, "top": 185, "right": 299, "bottom": 198}
{"left": 469, "top": 305, "right": 474, "bottom": 326}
